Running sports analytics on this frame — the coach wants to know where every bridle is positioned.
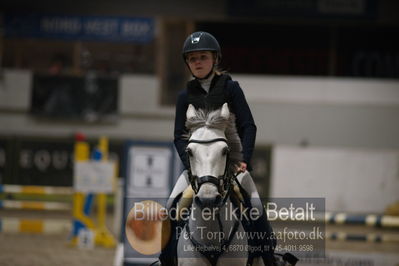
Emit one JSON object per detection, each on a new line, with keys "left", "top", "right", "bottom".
{"left": 185, "top": 137, "right": 232, "bottom": 202}
{"left": 185, "top": 137, "right": 243, "bottom": 266}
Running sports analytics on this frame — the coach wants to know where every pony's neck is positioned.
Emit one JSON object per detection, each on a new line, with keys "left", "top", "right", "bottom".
{"left": 189, "top": 199, "right": 236, "bottom": 245}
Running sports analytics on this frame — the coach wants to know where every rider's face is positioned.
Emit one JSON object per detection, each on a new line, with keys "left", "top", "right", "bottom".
{"left": 186, "top": 51, "right": 215, "bottom": 79}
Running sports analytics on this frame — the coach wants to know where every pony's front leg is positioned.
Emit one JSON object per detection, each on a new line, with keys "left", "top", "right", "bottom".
{"left": 178, "top": 255, "right": 248, "bottom": 266}
{"left": 218, "top": 257, "right": 248, "bottom": 266}
{"left": 178, "top": 257, "right": 210, "bottom": 266}
{"left": 177, "top": 229, "right": 209, "bottom": 266}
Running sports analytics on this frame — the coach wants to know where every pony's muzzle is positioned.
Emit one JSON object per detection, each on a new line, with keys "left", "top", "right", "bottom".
{"left": 194, "top": 194, "right": 222, "bottom": 209}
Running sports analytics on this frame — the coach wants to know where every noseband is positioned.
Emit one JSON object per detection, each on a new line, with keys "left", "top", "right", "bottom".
{"left": 186, "top": 137, "right": 231, "bottom": 198}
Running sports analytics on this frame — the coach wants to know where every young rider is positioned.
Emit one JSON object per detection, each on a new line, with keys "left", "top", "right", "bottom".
{"left": 160, "top": 31, "right": 276, "bottom": 266}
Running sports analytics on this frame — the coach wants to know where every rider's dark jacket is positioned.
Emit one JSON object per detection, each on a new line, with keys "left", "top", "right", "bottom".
{"left": 174, "top": 73, "right": 257, "bottom": 170}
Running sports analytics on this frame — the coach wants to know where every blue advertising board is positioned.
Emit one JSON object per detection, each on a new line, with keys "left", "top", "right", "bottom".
{"left": 4, "top": 13, "right": 155, "bottom": 43}
{"left": 121, "top": 140, "right": 180, "bottom": 265}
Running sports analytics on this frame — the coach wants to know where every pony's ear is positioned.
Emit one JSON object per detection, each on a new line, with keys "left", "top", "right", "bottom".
{"left": 220, "top": 103, "right": 230, "bottom": 120}
{"left": 186, "top": 104, "right": 196, "bottom": 120}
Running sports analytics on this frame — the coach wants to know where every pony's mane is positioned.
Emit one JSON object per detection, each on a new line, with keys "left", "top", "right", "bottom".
{"left": 184, "top": 107, "right": 243, "bottom": 175}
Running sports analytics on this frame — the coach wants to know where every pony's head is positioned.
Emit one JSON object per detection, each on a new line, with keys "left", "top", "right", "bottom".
{"left": 185, "top": 103, "right": 242, "bottom": 208}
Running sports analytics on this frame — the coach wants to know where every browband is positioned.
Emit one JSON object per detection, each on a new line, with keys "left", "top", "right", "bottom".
{"left": 188, "top": 138, "right": 227, "bottom": 144}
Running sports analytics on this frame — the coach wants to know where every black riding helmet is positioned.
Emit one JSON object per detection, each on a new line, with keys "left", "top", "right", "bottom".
{"left": 182, "top": 31, "right": 222, "bottom": 63}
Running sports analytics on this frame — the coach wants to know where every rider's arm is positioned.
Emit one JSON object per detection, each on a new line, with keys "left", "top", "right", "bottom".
{"left": 228, "top": 80, "right": 257, "bottom": 170}
{"left": 174, "top": 90, "right": 190, "bottom": 169}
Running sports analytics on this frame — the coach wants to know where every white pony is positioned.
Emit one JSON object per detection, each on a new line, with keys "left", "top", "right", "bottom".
{"left": 176, "top": 103, "right": 265, "bottom": 266}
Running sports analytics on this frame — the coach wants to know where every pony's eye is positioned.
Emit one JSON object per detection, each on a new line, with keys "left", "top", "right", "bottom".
{"left": 186, "top": 148, "right": 193, "bottom": 157}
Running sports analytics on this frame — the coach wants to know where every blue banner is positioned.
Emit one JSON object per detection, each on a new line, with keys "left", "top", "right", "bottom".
{"left": 4, "top": 13, "right": 155, "bottom": 43}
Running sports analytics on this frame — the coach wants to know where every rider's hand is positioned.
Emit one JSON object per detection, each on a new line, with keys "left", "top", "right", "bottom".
{"left": 236, "top": 162, "right": 247, "bottom": 173}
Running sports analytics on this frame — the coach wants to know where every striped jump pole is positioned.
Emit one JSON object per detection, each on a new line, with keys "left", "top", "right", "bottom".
{"left": 0, "top": 185, "right": 73, "bottom": 195}
{"left": 272, "top": 211, "right": 399, "bottom": 228}
{"left": 0, "top": 200, "right": 71, "bottom": 211}
{"left": 0, "top": 185, "right": 74, "bottom": 234}
{"left": 0, "top": 217, "right": 71, "bottom": 234}
{"left": 326, "top": 231, "right": 399, "bottom": 243}
{"left": 325, "top": 212, "right": 399, "bottom": 228}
